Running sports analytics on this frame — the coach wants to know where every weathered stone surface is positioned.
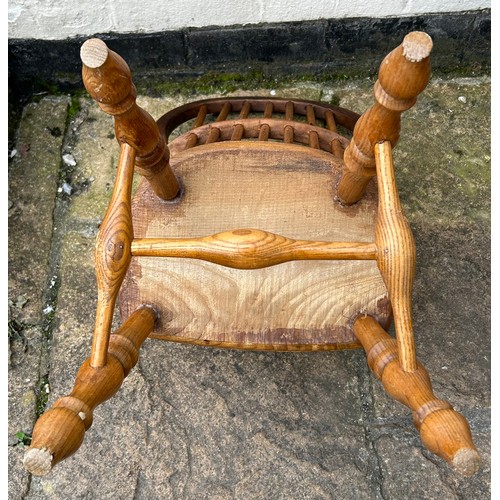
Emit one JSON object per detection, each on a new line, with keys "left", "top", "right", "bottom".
{"left": 8, "top": 76, "right": 490, "bottom": 499}
{"left": 8, "top": 97, "right": 69, "bottom": 324}
{"left": 8, "top": 97, "right": 69, "bottom": 499}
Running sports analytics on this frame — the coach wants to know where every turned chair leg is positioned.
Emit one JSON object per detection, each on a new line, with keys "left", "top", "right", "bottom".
{"left": 353, "top": 316, "right": 480, "bottom": 476}
{"left": 80, "top": 38, "right": 179, "bottom": 201}
{"left": 338, "top": 31, "right": 433, "bottom": 205}
{"left": 359, "top": 141, "right": 480, "bottom": 475}
{"left": 23, "top": 305, "right": 157, "bottom": 476}
{"left": 23, "top": 140, "right": 154, "bottom": 476}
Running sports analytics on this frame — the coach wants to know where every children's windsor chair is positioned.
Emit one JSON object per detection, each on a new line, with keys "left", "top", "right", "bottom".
{"left": 23, "top": 31, "right": 481, "bottom": 477}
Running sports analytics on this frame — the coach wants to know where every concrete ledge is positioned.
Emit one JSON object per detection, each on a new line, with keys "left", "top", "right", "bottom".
{"left": 8, "top": 10, "right": 490, "bottom": 100}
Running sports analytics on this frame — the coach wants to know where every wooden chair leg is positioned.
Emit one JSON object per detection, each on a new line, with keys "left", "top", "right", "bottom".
{"left": 338, "top": 31, "right": 433, "bottom": 205}
{"left": 24, "top": 141, "right": 150, "bottom": 476}
{"left": 80, "top": 38, "right": 179, "bottom": 201}
{"left": 23, "top": 305, "right": 158, "bottom": 476}
{"left": 353, "top": 316, "right": 480, "bottom": 476}
{"left": 367, "top": 140, "right": 480, "bottom": 475}
{"left": 90, "top": 143, "right": 135, "bottom": 368}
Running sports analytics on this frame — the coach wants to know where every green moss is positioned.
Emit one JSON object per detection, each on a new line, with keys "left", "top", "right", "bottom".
{"left": 143, "top": 69, "right": 271, "bottom": 97}
{"left": 68, "top": 95, "right": 82, "bottom": 121}
{"left": 432, "top": 63, "right": 491, "bottom": 78}
{"left": 8, "top": 318, "right": 25, "bottom": 340}
{"left": 135, "top": 67, "right": 368, "bottom": 99}
{"left": 453, "top": 157, "right": 491, "bottom": 198}
{"left": 329, "top": 94, "right": 341, "bottom": 106}
{"left": 15, "top": 431, "right": 32, "bottom": 447}
{"left": 23, "top": 62, "right": 480, "bottom": 106}
{"left": 36, "top": 374, "right": 50, "bottom": 417}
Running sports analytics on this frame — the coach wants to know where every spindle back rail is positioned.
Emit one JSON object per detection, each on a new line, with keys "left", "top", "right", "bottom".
{"left": 157, "top": 97, "right": 357, "bottom": 158}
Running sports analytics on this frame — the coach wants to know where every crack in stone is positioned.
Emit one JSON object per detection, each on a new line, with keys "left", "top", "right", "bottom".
{"left": 352, "top": 351, "right": 387, "bottom": 500}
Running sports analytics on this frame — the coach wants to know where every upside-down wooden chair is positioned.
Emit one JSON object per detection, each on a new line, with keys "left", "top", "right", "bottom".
{"left": 23, "top": 31, "right": 481, "bottom": 477}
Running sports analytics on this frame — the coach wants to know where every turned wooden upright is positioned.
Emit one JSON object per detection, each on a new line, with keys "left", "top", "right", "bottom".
{"left": 338, "top": 31, "right": 432, "bottom": 204}
{"left": 354, "top": 315, "right": 480, "bottom": 476}
{"left": 23, "top": 32, "right": 480, "bottom": 478}
{"left": 80, "top": 38, "right": 179, "bottom": 201}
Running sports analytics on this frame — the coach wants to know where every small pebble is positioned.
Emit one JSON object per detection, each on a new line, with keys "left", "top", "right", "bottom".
{"left": 62, "top": 182, "right": 73, "bottom": 195}
{"left": 15, "top": 296, "right": 28, "bottom": 309}
{"left": 62, "top": 153, "right": 77, "bottom": 167}
{"left": 458, "top": 96, "right": 467, "bottom": 104}
{"left": 10, "top": 149, "right": 17, "bottom": 158}
{"left": 270, "top": 89, "right": 276, "bottom": 96}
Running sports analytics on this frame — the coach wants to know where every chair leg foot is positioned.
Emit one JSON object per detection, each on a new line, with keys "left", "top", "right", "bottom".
{"left": 23, "top": 447, "right": 54, "bottom": 477}
{"left": 23, "top": 408, "right": 86, "bottom": 475}
{"left": 353, "top": 315, "right": 480, "bottom": 476}
{"left": 419, "top": 408, "right": 481, "bottom": 476}
{"left": 23, "top": 305, "right": 157, "bottom": 475}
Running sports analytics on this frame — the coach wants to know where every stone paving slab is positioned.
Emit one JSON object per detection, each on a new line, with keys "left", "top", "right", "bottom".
{"left": 8, "top": 97, "right": 70, "bottom": 498}
{"left": 8, "top": 97, "right": 70, "bottom": 325}
{"left": 8, "top": 77, "right": 490, "bottom": 499}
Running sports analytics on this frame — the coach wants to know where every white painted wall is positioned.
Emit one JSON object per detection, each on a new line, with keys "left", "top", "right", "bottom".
{"left": 8, "top": 0, "right": 490, "bottom": 40}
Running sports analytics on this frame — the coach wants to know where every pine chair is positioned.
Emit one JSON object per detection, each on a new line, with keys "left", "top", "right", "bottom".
{"left": 23, "top": 31, "right": 481, "bottom": 477}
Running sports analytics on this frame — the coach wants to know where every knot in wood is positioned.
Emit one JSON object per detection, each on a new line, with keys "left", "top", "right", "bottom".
{"left": 107, "top": 239, "right": 125, "bottom": 261}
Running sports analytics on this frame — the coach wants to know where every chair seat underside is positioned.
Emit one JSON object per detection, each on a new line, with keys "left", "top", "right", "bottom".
{"left": 120, "top": 142, "right": 391, "bottom": 350}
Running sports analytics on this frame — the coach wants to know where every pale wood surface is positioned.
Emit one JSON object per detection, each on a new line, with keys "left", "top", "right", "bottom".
{"left": 120, "top": 142, "right": 391, "bottom": 350}
{"left": 374, "top": 141, "right": 417, "bottom": 372}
